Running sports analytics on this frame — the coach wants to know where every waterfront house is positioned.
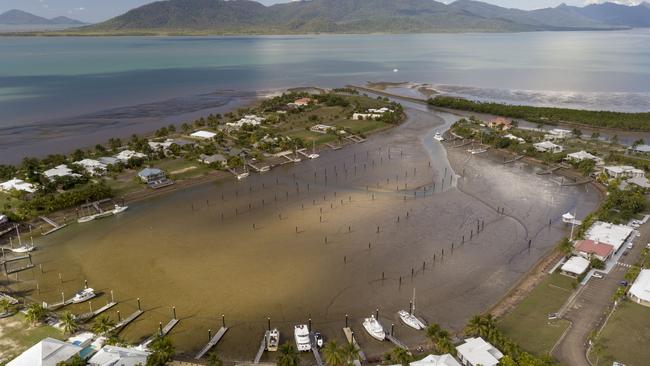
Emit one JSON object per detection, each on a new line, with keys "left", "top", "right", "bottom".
{"left": 503, "top": 134, "right": 525, "bottom": 143}
{"left": 310, "top": 124, "right": 335, "bottom": 134}
{"left": 603, "top": 165, "right": 645, "bottom": 179}
{"left": 148, "top": 138, "right": 176, "bottom": 154}
{"left": 456, "top": 337, "right": 503, "bottom": 366}
{"left": 7, "top": 337, "right": 82, "bottom": 366}
{"left": 353, "top": 107, "right": 393, "bottom": 120}
{"left": 115, "top": 150, "right": 146, "bottom": 162}
{"left": 199, "top": 153, "right": 227, "bottom": 166}
{"left": 190, "top": 130, "right": 217, "bottom": 139}
{"left": 88, "top": 345, "right": 149, "bottom": 366}
{"left": 565, "top": 151, "right": 603, "bottom": 165}
{"left": 43, "top": 164, "right": 80, "bottom": 179}
{"left": 389, "top": 354, "right": 461, "bottom": 366}
{"left": 533, "top": 141, "right": 563, "bottom": 153}
{"left": 628, "top": 269, "right": 650, "bottom": 307}
{"left": 487, "top": 117, "right": 512, "bottom": 131}
{"left": 585, "top": 221, "right": 634, "bottom": 253}
{"left": 627, "top": 176, "right": 650, "bottom": 189}
{"left": 74, "top": 159, "right": 107, "bottom": 176}
{"left": 544, "top": 128, "right": 573, "bottom": 140}
{"left": 0, "top": 178, "right": 36, "bottom": 193}
{"left": 226, "top": 115, "right": 265, "bottom": 130}
{"left": 138, "top": 168, "right": 166, "bottom": 183}
{"left": 98, "top": 156, "right": 120, "bottom": 166}
{"left": 288, "top": 97, "right": 312, "bottom": 108}
{"left": 573, "top": 239, "right": 614, "bottom": 262}
{"left": 629, "top": 144, "right": 650, "bottom": 154}
{"left": 560, "top": 256, "right": 590, "bottom": 277}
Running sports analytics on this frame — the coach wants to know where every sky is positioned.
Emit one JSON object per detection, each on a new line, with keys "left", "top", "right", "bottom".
{"left": 0, "top": 0, "right": 644, "bottom": 23}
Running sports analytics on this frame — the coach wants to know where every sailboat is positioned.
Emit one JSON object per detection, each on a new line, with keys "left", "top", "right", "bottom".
{"left": 398, "top": 289, "right": 426, "bottom": 330}
{"left": 10, "top": 226, "right": 35, "bottom": 253}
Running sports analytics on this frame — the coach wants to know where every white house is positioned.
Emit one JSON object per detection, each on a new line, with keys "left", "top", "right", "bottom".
{"left": 7, "top": 337, "right": 82, "bottom": 366}
{"left": 310, "top": 124, "right": 335, "bottom": 134}
{"left": 87, "top": 345, "right": 149, "bottom": 366}
{"left": 560, "top": 256, "right": 590, "bottom": 277}
{"left": 565, "top": 151, "right": 602, "bottom": 165}
{"left": 148, "top": 139, "right": 176, "bottom": 152}
{"left": 74, "top": 159, "right": 107, "bottom": 176}
{"left": 226, "top": 115, "right": 265, "bottom": 129}
{"left": 43, "top": 164, "right": 80, "bottom": 179}
{"left": 390, "top": 354, "right": 461, "bottom": 366}
{"left": 0, "top": 178, "right": 36, "bottom": 193}
{"left": 603, "top": 165, "right": 645, "bottom": 179}
{"left": 544, "top": 128, "right": 573, "bottom": 140}
{"left": 586, "top": 221, "right": 634, "bottom": 253}
{"left": 115, "top": 150, "right": 146, "bottom": 162}
{"left": 533, "top": 141, "right": 563, "bottom": 153}
{"left": 628, "top": 269, "right": 650, "bottom": 307}
{"left": 190, "top": 130, "right": 217, "bottom": 139}
{"left": 456, "top": 337, "right": 503, "bottom": 366}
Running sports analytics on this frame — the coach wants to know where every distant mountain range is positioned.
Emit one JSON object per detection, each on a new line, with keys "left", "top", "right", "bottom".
{"left": 8, "top": 0, "right": 650, "bottom": 35}
{"left": 0, "top": 9, "right": 85, "bottom": 26}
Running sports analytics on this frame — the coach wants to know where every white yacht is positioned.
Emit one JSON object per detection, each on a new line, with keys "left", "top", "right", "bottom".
{"left": 112, "top": 204, "right": 128, "bottom": 214}
{"left": 294, "top": 324, "right": 312, "bottom": 351}
{"left": 362, "top": 315, "right": 385, "bottom": 341}
{"left": 433, "top": 132, "right": 445, "bottom": 142}
{"left": 398, "top": 310, "right": 425, "bottom": 330}
{"left": 267, "top": 328, "right": 280, "bottom": 352}
{"left": 72, "top": 288, "right": 96, "bottom": 304}
{"left": 10, "top": 245, "right": 35, "bottom": 253}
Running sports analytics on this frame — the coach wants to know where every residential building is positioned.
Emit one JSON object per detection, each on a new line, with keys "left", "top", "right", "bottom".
{"left": 629, "top": 144, "right": 650, "bottom": 154}
{"left": 310, "top": 124, "right": 335, "bottom": 134}
{"left": 573, "top": 239, "right": 614, "bottom": 262}
{"left": 0, "top": 178, "right": 36, "bottom": 193}
{"left": 586, "top": 221, "right": 634, "bottom": 253}
{"left": 115, "top": 150, "right": 146, "bottom": 162}
{"left": 74, "top": 159, "right": 107, "bottom": 176}
{"left": 87, "top": 345, "right": 149, "bottom": 366}
{"left": 533, "top": 141, "right": 563, "bottom": 153}
{"left": 7, "top": 337, "right": 82, "bottom": 366}
{"left": 190, "top": 130, "right": 217, "bottom": 139}
{"left": 148, "top": 139, "right": 176, "bottom": 153}
{"left": 544, "top": 128, "right": 573, "bottom": 140}
{"left": 389, "top": 354, "right": 461, "bottom": 366}
{"left": 137, "top": 168, "right": 167, "bottom": 184}
{"left": 226, "top": 115, "right": 265, "bottom": 129}
{"left": 560, "top": 256, "right": 590, "bottom": 277}
{"left": 456, "top": 337, "right": 503, "bottom": 366}
{"left": 487, "top": 117, "right": 512, "bottom": 131}
{"left": 603, "top": 165, "right": 645, "bottom": 179}
{"left": 565, "top": 151, "right": 603, "bottom": 165}
{"left": 199, "top": 154, "right": 227, "bottom": 166}
{"left": 287, "top": 97, "right": 312, "bottom": 108}
{"left": 628, "top": 269, "right": 650, "bottom": 307}
{"left": 627, "top": 176, "right": 650, "bottom": 189}
{"left": 43, "top": 164, "right": 80, "bottom": 179}
{"left": 352, "top": 113, "right": 383, "bottom": 120}
{"left": 98, "top": 156, "right": 119, "bottom": 166}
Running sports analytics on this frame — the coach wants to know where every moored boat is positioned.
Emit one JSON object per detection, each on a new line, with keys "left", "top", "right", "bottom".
{"left": 362, "top": 315, "right": 385, "bottom": 341}
{"left": 398, "top": 310, "right": 425, "bottom": 330}
{"left": 112, "top": 204, "right": 128, "bottom": 214}
{"left": 433, "top": 132, "right": 445, "bottom": 142}
{"left": 72, "top": 288, "right": 96, "bottom": 304}
{"left": 294, "top": 324, "right": 311, "bottom": 351}
{"left": 267, "top": 328, "right": 280, "bottom": 352}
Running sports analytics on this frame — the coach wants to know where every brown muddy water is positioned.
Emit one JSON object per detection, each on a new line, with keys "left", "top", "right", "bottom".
{"left": 3, "top": 105, "right": 599, "bottom": 363}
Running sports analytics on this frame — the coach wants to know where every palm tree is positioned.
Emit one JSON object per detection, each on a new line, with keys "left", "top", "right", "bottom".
{"left": 425, "top": 323, "right": 442, "bottom": 342}
{"left": 24, "top": 303, "right": 46, "bottom": 325}
{"left": 207, "top": 350, "right": 223, "bottom": 366}
{"left": 389, "top": 347, "right": 413, "bottom": 366}
{"left": 322, "top": 340, "right": 345, "bottom": 366}
{"left": 0, "top": 298, "right": 14, "bottom": 315}
{"left": 464, "top": 314, "right": 496, "bottom": 338}
{"left": 92, "top": 314, "right": 115, "bottom": 335}
{"left": 60, "top": 312, "right": 79, "bottom": 335}
{"left": 341, "top": 341, "right": 360, "bottom": 365}
{"left": 276, "top": 342, "right": 299, "bottom": 366}
{"left": 146, "top": 335, "right": 175, "bottom": 366}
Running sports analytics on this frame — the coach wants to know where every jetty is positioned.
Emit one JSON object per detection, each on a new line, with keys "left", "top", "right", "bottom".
{"left": 385, "top": 330, "right": 409, "bottom": 350}
{"left": 310, "top": 333, "right": 325, "bottom": 366}
{"left": 111, "top": 309, "right": 144, "bottom": 333}
{"left": 78, "top": 301, "right": 117, "bottom": 322}
{"left": 247, "top": 161, "right": 271, "bottom": 173}
{"left": 44, "top": 291, "right": 78, "bottom": 310}
{"left": 228, "top": 168, "right": 249, "bottom": 180}
{"left": 345, "top": 135, "right": 366, "bottom": 143}
{"left": 342, "top": 327, "right": 366, "bottom": 365}
{"left": 326, "top": 142, "right": 343, "bottom": 150}
{"left": 1, "top": 254, "right": 34, "bottom": 275}
{"left": 40, "top": 216, "right": 67, "bottom": 235}
{"left": 253, "top": 331, "right": 269, "bottom": 364}
{"left": 537, "top": 166, "right": 561, "bottom": 175}
{"left": 195, "top": 326, "right": 229, "bottom": 360}
{"left": 503, "top": 155, "right": 524, "bottom": 164}
{"left": 140, "top": 317, "right": 180, "bottom": 348}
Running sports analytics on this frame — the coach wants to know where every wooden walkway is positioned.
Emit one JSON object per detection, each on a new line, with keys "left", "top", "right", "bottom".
{"left": 342, "top": 327, "right": 366, "bottom": 364}
{"left": 2, "top": 254, "right": 34, "bottom": 275}
{"left": 140, "top": 318, "right": 180, "bottom": 348}
{"left": 78, "top": 301, "right": 117, "bottom": 322}
{"left": 111, "top": 309, "right": 144, "bottom": 333}
{"left": 40, "top": 216, "right": 67, "bottom": 236}
{"left": 385, "top": 332, "right": 408, "bottom": 350}
{"left": 195, "top": 326, "right": 228, "bottom": 360}
{"left": 310, "top": 333, "right": 324, "bottom": 366}
{"left": 503, "top": 155, "right": 524, "bottom": 164}
{"left": 253, "top": 331, "right": 269, "bottom": 364}
{"left": 326, "top": 143, "right": 342, "bottom": 150}
{"left": 537, "top": 166, "right": 561, "bottom": 175}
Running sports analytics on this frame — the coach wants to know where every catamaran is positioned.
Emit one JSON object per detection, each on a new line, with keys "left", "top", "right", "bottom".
{"left": 267, "top": 328, "right": 280, "bottom": 352}
{"left": 294, "top": 324, "right": 311, "bottom": 351}
{"left": 72, "top": 288, "right": 96, "bottom": 304}
{"left": 362, "top": 315, "right": 386, "bottom": 341}
{"left": 433, "top": 132, "right": 445, "bottom": 142}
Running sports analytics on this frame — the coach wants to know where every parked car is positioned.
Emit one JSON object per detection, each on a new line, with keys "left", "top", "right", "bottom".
{"left": 592, "top": 272, "right": 604, "bottom": 279}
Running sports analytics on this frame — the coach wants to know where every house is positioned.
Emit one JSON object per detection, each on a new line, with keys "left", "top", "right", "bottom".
{"left": 628, "top": 269, "right": 650, "bottom": 307}
{"left": 148, "top": 139, "right": 176, "bottom": 153}
{"left": 353, "top": 107, "right": 393, "bottom": 120}
{"left": 190, "top": 130, "right": 217, "bottom": 139}
{"left": 544, "top": 128, "right": 573, "bottom": 140}
{"left": 98, "top": 156, "right": 119, "bottom": 166}
{"left": 487, "top": 117, "right": 512, "bottom": 131}
{"left": 586, "top": 221, "right": 634, "bottom": 253}
{"left": 533, "top": 141, "right": 563, "bottom": 153}
{"left": 629, "top": 144, "right": 650, "bottom": 154}
{"left": 368, "top": 107, "right": 393, "bottom": 114}
{"left": 565, "top": 151, "right": 603, "bottom": 165}
{"left": 7, "top": 337, "right": 82, "bottom": 366}
{"left": 456, "top": 337, "right": 503, "bottom": 366}
{"left": 310, "top": 124, "right": 335, "bottom": 134}
{"left": 0, "top": 178, "right": 36, "bottom": 193}
{"left": 87, "top": 345, "right": 149, "bottom": 366}
{"left": 503, "top": 134, "right": 525, "bottom": 143}
{"left": 226, "top": 115, "right": 265, "bottom": 129}
{"left": 560, "top": 256, "right": 590, "bottom": 277}
{"left": 74, "top": 159, "right": 107, "bottom": 176}
{"left": 137, "top": 168, "right": 167, "bottom": 184}
{"left": 627, "top": 176, "right": 650, "bottom": 189}
{"left": 603, "top": 165, "right": 645, "bottom": 179}
{"left": 114, "top": 150, "right": 146, "bottom": 162}
{"left": 199, "top": 154, "right": 227, "bottom": 166}
{"left": 287, "top": 97, "right": 312, "bottom": 108}
{"left": 389, "top": 354, "right": 461, "bottom": 366}
{"left": 43, "top": 164, "right": 80, "bottom": 179}
{"left": 573, "top": 239, "right": 615, "bottom": 262}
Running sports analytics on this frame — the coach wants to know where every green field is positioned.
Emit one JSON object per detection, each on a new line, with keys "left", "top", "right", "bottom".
{"left": 498, "top": 273, "right": 576, "bottom": 356}
{"left": 0, "top": 313, "right": 63, "bottom": 365}
{"left": 590, "top": 301, "right": 650, "bottom": 366}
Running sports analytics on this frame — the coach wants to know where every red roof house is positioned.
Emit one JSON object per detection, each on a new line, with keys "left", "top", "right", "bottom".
{"left": 574, "top": 239, "right": 614, "bottom": 262}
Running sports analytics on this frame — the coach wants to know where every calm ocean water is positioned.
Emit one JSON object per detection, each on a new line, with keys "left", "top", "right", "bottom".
{"left": 1, "top": 30, "right": 649, "bottom": 162}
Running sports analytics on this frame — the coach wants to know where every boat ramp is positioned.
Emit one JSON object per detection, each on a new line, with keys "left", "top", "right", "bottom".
{"left": 195, "top": 326, "right": 229, "bottom": 360}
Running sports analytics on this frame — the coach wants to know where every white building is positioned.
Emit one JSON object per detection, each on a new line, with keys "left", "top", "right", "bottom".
{"left": 628, "top": 269, "right": 650, "bottom": 307}
{"left": 115, "top": 150, "right": 146, "bottom": 162}
{"left": 190, "top": 130, "right": 217, "bottom": 139}
{"left": 226, "top": 115, "right": 265, "bottom": 129}
{"left": 603, "top": 165, "right": 645, "bottom": 179}
{"left": 0, "top": 178, "right": 36, "bottom": 193}
{"left": 353, "top": 107, "right": 393, "bottom": 120}
{"left": 148, "top": 139, "right": 176, "bottom": 152}
{"left": 456, "top": 337, "right": 503, "bottom": 366}
{"left": 585, "top": 221, "right": 634, "bottom": 253}
{"left": 7, "top": 337, "right": 82, "bottom": 366}
{"left": 390, "top": 354, "right": 461, "bottom": 366}
{"left": 43, "top": 164, "right": 80, "bottom": 179}
{"left": 88, "top": 345, "right": 149, "bottom": 366}
{"left": 544, "top": 128, "right": 573, "bottom": 140}
{"left": 310, "top": 124, "right": 335, "bottom": 134}
{"left": 565, "top": 151, "right": 603, "bottom": 165}
{"left": 560, "top": 256, "right": 591, "bottom": 277}
{"left": 74, "top": 159, "right": 107, "bottom": 176}
{"left": 503, "top": 134, "right": 525, "bottom": 143}
{"left": 533, "top": 141, "right": 564, "bottom": 153}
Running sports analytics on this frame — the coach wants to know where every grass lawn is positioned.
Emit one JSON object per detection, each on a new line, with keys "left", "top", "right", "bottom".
{"left": 0, "top": 192, "right": 21, "bottom": 215}
{"left": 498, "top": 273, "right": 576, "bottom": 356}
{"left": 590, "top": 301, "right": 650, "bottom": 366}
{"left": 0, "top": 313, "right": 63, "bottom": 364}
{"left": 337, "top": 119, "right": 389, "bottom": 134}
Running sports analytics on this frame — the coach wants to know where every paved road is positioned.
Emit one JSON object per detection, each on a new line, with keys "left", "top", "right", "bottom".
{"left": 553, "top": 225, "right": 647, "bottom": 366}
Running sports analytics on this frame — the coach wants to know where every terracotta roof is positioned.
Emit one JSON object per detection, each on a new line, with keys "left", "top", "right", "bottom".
{"left": 575, "top": 239, "right": 614, "bottom": 258}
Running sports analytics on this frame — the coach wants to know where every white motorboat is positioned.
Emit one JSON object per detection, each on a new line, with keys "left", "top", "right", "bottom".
{"left": 468, "top": 148, "right": 487, "bottom": 155}
{"left": 308, "top": 153, "right": 320, "bottom": 159}
{"left": 72, "top": 288, "right": 96, "bottom": 304}
{"left": 10, "top": 245, "right": 34, "bottom": 253}
{"left": 267, "top": 328, "right": 280, "bottom": 352}
{"left": 294, "top": 324, "right": 311, "bottom": 351}
{"left": 77, "top": 215, "right": 95, "bottom": 223}
{"left": 398, "top": 310, "right": 425, "bottom": 330}
{"left": 112, "top": 204, "right": 128, "bottom": 214}
{"left": 433, "top": 132, "right": 445, "bottom": 142}
{"left": 362, "top": 315, "right": 385, "bottom": 341}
